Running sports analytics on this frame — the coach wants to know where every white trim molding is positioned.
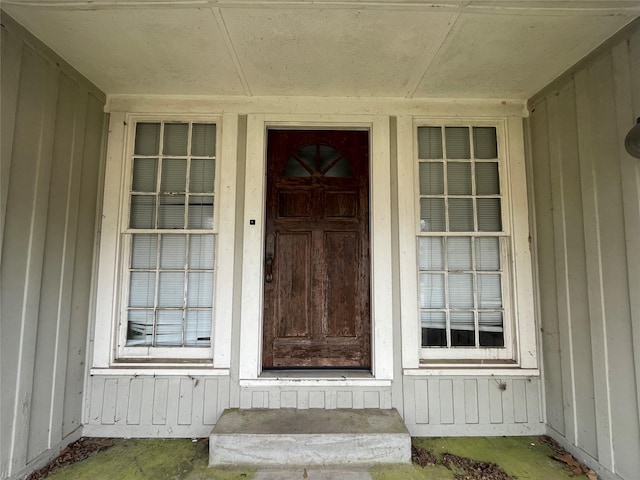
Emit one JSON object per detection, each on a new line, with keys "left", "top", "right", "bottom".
{"left": 238, "top": 114, "right": 394, "bottom": 381}
{"left": 91, "top": 113, "right": 237, "bottom": 368}
{"left": 398, "top": 115, "right": 538, "bottom": 371}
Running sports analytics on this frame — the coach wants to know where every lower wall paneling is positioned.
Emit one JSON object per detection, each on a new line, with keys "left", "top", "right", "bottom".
{"left": 83, "top": 376, "right": 230, "bottom": 437}
{"left": 403, "top": 376, "right": 544, "bottom": 436}
{"left": 239, "top": 386, "right": 393, "bottom": 410}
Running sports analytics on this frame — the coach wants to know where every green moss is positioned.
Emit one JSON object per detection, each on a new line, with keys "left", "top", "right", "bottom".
{"left": 413, "top": 436, "right": 588, "bottom": 479}
{"left": 43, "top": 436, "right": 587, "bottom": 480}
{"left": 370, "top": 463, "right": 455, "bottom": 480}
{"left": 46, "top": 439, "right": 255, "bottom": 480}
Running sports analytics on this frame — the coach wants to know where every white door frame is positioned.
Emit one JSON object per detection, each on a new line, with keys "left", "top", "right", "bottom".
{"left": 238, "top": 114, "right": 394, "bottom": 383}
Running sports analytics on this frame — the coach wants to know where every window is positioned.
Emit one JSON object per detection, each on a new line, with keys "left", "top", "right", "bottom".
{"left": 119, "top": 120, "right": 217, "bottom": 359}
{"left": 416, "top": 124, "right": 513, "bottom": 360}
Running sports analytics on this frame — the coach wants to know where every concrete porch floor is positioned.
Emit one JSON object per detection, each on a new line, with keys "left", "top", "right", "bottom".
{"left": 32, "top": 435, "right": 592, "bottom": 480}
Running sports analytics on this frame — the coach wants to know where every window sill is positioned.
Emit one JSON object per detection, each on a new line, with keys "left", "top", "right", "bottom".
{"left": 90, "top": 367, "right": 229, "bottom": 376}
{"left": 404, "top": 365, "right": 540, "bottom": 377}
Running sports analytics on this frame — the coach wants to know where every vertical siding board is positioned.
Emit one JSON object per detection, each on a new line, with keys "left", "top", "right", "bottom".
{"left": 203, "top": 379, "right": 218, "bottom": 425}
{"left": 191, "top": 379, "right": 205, "bottom": 428}
{"left": 297, "top": 390, "right": 309, "bottom": 409}
{"left": 477, "top": 379, "right": 491, "bottom": 424}
{"left": 574, "top": 67, "right": 616, "bottom": 471}
{"left": 88, "top": 378, "right": 105, "bottom": 425}
{"left": 4, "top": 47, "right": 59, "bottom": 472}
{"left": 27, "top": 72, "right": 79, "bottom": 462}
{"left": 1, "top": 14, "right": 105, "bottom": 476}
{"left": 49, "top": 82, "right": 88, "bottom": 447}
{"left": 127, "top": 378, "right": 144, "bottom": 425}
{"left": 0, "top": 24, "right": 22, "bottom": 477}
{"left": 414, "top": 380, "right": 429, "bottom": 424}
{"left": 178, "top": 379, "right": 194, "bottom": 426}
{"left": 588, "top": 53, "right": 640, "bottom": 480}
{"left": 403, "top": 379, "right": 417, "bottom": 424}
{"left": 428, "top": 379, "right": 441, "bottom": 425}
{"left": 489, "top": 381, "right": 503, "bottom": 424}
{"left": 464, "top": 380, "right": 479, "bottom": 424}
{"left": 101, "top": 379, "right": 118, "bottom": 425}
{"left": 62, "top": 93, "right": 104, "bottom": 437}
{"left": 326, "top": 390, "right": 337, "bottom": 409}
{"left": 439, "top": 379, "right": 454, "bottom": 425}
{"left": 555, "top": 81, "right": 599, "bottom": 457}
{"left": 613, "top": 36, "right": 640, "bottom": 442}
{"left": 381, "top": 391, "right": 392, "bottom": 409}
{"left": 530, "top": 378, "right": 543, "bottom": 424}
{"left": 152, "top": 379, "right": 169, "bottom": 425}
{"left": 165, "top": 378, "right": 181, "bottom": 427}
{"left": 529, "top": 100, "right": 566, "bottom": 435}
{"left": 139, "top": 378, "right": 155, "bottom": 426}
{"left": 452, "top": 380, "right": 466, "bottom": 425}
{"left": 352, "top": 391, "right": 364, "bottom": 409}
{"left": 0, "top": 20, "right": 22, "bottom": 252}
{"left": 501, "top": 380, "right": 515, "bottom": 425}
{"left": 512, "top": 380, "right": 528, "bottom": 423}
{"left": 115, "top": 378, "right": 131, "bottom": 425}
{"left": 547, "top": 89, "right": 577, "bottom": 445}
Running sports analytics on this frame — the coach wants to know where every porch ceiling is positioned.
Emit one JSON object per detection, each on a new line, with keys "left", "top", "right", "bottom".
{"left": 2, "top": 1, "right": 638, "bottom": 99}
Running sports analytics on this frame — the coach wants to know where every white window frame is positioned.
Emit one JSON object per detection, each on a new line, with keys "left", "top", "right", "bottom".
{"left": 398, "top": 116, "right": 538, "bottom": 370}
{"left": 92, "top": 113, "right": 237, "bottom": 368}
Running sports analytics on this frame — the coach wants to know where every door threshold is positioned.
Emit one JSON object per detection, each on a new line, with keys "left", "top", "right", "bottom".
{"left": 240, "top": 370, "right": 391, "bottom": 387}
{"left": 260, "top": 369, "right": 373, "bottom": 380}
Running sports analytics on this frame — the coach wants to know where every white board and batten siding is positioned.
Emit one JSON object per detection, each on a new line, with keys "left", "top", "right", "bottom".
{"left": 238, "top": 385, "right": 393, "bottom": 410}
{"left": 403, "top": 376, "right": 544, "bottom": 436}
{"left": 527, "top": 19, "right": 640, "bottom": 480}
{"left": 0, "top": 12, "right": 107, "bottom": 480}
{"left": 83, "top": 375, "right": 230, "bottom": 438}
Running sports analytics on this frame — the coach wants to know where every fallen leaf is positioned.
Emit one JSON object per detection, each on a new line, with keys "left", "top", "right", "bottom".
{"left": 586, "top": 469, "right": 598, "bottom": 480}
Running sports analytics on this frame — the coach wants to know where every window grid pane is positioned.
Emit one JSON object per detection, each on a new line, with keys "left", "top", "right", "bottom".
{"left": 416, "top": 124, "right": 505, "bottom": 351}
{"left": 127, "top": 233, "right": 214, "bottom": 347}
{"left": 129, "top": 121, "right": 216, "bottom": 232}
{"left": 418, "top": 236, "right": 504, "bottom": 348}
{"left": 126, "top": 120, "right": 217, "bottom": 349}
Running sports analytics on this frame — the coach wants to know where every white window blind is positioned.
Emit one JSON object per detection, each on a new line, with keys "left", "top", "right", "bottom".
{"left": 125, "top": 121, "right": 216, "bottom": 349}
{"left": 417, "top": 125, "right": 506, "bottom": 350}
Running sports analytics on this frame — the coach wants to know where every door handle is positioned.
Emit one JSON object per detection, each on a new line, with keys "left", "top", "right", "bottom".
{"left": 265, "top": 233, "right": 275, "bottom": 283}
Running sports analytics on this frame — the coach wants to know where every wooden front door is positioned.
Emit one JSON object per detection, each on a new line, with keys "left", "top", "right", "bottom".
{"left": 262, "top": 130, "right": 370, "bottom": 368}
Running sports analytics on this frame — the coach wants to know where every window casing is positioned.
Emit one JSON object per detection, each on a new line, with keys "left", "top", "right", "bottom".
{"left": 118, "top": 120, "right": 218, "bottom": 360}
{"left": 415, "top": 122, "right": 514, "bottom": 361}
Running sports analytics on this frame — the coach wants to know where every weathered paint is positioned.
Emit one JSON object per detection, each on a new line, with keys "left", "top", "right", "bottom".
{"left": 527, "top": 20, "right": 640, "bottom": 480}
{"left": 0, "top": 11, "right": 107, "bottom": 480}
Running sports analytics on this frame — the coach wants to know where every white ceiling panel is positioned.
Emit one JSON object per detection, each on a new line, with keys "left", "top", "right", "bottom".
{"left": 413, "top": 12, "right": 633, "bottom": 98}
{"left": 2, "top": 1, "right": 638, "bottom": 99}
{"left": 2, "top": 6, "right": 246, "bottom": 95}
{"left": 219, "top": 7, "right": 454, "bottom": 97}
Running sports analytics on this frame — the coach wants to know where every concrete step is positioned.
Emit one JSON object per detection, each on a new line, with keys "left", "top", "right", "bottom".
{"left": 209, "top": 408, "right": 411, "bottom": 466}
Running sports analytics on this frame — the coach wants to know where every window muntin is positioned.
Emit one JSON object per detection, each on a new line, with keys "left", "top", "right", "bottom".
{"left": 416, "top": 125, "right": 510, "bottom": 355}
{"left": 122, "top": 121, "right": 217, "bottom": 354}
